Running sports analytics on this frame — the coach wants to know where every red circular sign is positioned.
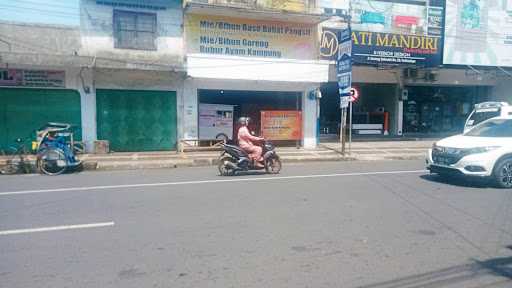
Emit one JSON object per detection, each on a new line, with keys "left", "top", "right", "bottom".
{"left": 350, "top": 88, "right": 359, "bottom": 102}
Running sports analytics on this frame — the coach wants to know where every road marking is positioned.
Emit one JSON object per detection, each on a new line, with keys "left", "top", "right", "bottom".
{"left": 0, "top": 170, "right": 428, "bottom": 197}
{"left": 0, "top": 222, "right": 115, "bottom": 236}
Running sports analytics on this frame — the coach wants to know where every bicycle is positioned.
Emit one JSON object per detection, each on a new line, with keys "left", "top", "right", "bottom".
{"left": 0, "top": 138, "right": 32, "bottom": 175}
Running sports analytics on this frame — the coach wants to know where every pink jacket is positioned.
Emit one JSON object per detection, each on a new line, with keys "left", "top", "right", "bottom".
{"left": 238, "top": 126, "right": 263, "bottom": 148}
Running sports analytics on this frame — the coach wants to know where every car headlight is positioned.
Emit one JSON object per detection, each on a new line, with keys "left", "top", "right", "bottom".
{"left": 465, "top": 146, "right": 501, "bottom": 155}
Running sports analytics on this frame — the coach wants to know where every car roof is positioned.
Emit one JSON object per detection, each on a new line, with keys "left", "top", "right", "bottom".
{"left": 489, "top": 115, "right": 512, "bottom": 120}
{"left": 475, "top": 101, "right": 510, "bottom": 109}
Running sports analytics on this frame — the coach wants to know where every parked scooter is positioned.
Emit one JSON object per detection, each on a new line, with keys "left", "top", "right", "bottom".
{"left": 218, "top": 140, "right": 282, "bottom": 176}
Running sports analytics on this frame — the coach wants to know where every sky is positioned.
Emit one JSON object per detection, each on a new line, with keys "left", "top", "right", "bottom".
{"left": 0, "top": 0, "right": 80, "bottom": 26}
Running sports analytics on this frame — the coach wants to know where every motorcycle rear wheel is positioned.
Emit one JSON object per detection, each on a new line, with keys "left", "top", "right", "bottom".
{"left": 218, "top": 156, "right": 236, "bottom": 176}
{"left": 265, "top": 157, "right": 282, "bottom": 174}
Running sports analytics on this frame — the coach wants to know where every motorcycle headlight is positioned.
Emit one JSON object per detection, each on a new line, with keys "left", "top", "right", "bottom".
{"left": 465, "top": 146, "right": 501, "bottom": 155}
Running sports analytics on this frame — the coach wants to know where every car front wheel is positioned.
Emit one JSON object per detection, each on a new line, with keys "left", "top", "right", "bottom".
{"left": 493, "top": 157, "right": 512, "bottom": 189}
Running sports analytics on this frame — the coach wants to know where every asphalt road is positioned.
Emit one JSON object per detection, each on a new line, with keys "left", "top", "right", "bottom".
{"left": 1, "top": 160, "right": 512, "bottom": 288}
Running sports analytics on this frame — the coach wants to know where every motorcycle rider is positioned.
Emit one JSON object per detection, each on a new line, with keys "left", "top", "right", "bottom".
{"left": 237, "top": 117, "right": 265, "bottom": 167}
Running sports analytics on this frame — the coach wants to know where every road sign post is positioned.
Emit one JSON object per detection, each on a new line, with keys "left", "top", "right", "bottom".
{"left": 336, "top": 28, "right": 352, "bottom": 155}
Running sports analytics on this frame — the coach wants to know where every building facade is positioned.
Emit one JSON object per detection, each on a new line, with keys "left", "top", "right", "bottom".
{"left": 2, "top": 0, "right": 511, "bottom": 153}
{"left": 0, "top": 21, "right": 89, "bottom": 152}
{"left": 0, "top": 0, "right": 186, "bottom": 153}
{"left": 182, "top": 0, "right": 330, "bottom": 148}
{"left": 318, "top": 0, "right": 509, "bottom": 139}
{"left": 79, "top": 0, "right": 185, "bottom": 152}
{"left": 1, "top": 0, "right": 331, "bottom": 152}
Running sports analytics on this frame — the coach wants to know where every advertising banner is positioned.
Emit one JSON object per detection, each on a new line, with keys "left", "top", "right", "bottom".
{"left": 351, "top": 0, "right": 429, "bottom": 36}
{"left": 320, "top": 0, "right": 444, "bottom": 67}
{"left": 260, "top": 110, "right": 302, "bottom": 140}
{"left": 320, "top": 29, "right": 442, "bottom": 67}
{"left": 0, "top": 69, "right": 65, "bottom": 88}
{"left": 352, "top": 31, "right": 442, "bottom": 66}
{"left": 444, "top": 0, "right": 512, "bottom": 67}
{"left": 186, "top": 15, "right": 316, "bottom": 60}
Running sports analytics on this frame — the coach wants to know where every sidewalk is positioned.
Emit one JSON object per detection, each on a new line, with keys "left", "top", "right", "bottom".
{"left": 75, "top": 140, "right": 435, "bottom": 170}
{"left": 320, "top": 140, "right": 434, "bottom": 161}
{"left": 0, "top": 140, "right": 435, "bottom": 172}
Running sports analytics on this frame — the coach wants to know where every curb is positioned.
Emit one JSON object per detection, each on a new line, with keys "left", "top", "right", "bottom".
{"left": 2, "top": 154, "right": 425, "bottom": 174}
{"left": 82, "top": 155, "right": 356, "bottom": 171}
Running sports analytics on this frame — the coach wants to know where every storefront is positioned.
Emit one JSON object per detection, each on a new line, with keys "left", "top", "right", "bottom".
{"left": 319, "top": 65, "right": 496, "bottom": 138}
{"left": 318, "top": 0, "right": 461, "bottom": 138}
{"left": 183, "top": 13, "right": 329, "bottom": 148}
{"left": 198, "top": 89, "right": 301, "bottom": 142}
{"left": 0, "top": 69, "right": 82, "bottom": 152}
{"left": 320, "top": 80, "right": 397, "bottom": 137}
{"left": 92, "top": 69, "right": 182, "bottom": 152}
{"left": 96, "top": 89, "right": 177, "bottom": 152}
{"left": 403, "top": 85, "right": 491, "bottom": 135}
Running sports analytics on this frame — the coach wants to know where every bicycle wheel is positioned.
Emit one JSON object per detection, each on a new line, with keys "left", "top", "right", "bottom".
{"left": 38, "top": 148, "right": 67, "bottom": 176}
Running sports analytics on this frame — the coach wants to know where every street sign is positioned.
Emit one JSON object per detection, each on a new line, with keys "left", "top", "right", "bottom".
{"left": 350, "top": 87, "right": 359, "bottom": 102}
{"left": 340, "top": 96, "right": 350, "bottom": 108}
{"left": 337, "top": 27, "right": 352, "bottom": 108}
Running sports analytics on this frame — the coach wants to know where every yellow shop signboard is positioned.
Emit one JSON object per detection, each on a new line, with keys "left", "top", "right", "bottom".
{"left": 186, "top": 15, "right": 317, "bottom": 60}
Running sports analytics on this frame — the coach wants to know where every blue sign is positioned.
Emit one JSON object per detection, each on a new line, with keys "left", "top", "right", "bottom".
{"left": 336, "top": 28, "right": 352, "bottom": 107}
{"left": 337, "top": 54, "right": 352, "bottom": 75}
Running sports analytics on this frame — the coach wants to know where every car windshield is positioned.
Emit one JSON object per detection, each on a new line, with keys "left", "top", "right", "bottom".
{"left": 465, "top": 118, "right": 512, "bottom": 137}
{"left": 466, "top": 110, "right": 501, "bottom": 127}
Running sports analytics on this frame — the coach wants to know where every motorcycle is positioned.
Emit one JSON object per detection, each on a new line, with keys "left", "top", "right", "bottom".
{"left": 218, "top": 140, "right": 282, "bottom": 176}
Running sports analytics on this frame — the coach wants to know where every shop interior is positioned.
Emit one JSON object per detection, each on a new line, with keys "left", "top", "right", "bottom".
{"left": 198, "top": 89, "right": 302, "bottom": 142}
{"left": 403, "top": 86, "right": 490, "bottom": 135}
{"left": 320, "top": 83, "right": 397, "bottom": 139}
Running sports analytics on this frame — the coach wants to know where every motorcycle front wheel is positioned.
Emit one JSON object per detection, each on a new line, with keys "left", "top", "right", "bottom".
{"left": 218, "top": 156, "right": 236, "bottom": 176}
{"left": 265, "top": 157, "right": 282, "bottom": 174}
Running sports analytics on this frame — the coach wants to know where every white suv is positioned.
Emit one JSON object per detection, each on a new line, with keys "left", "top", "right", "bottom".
{"left": 427, "top": 116, "right": 512, "bottom": 188}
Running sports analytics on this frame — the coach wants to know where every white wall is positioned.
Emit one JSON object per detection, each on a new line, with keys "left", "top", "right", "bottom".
{"left": 302, "top": 88, "right": 318, "bottom": 149}
{"left": 187, "top": 54, "right": 330, "bottom": 83}
{"left": 80, "top": 0, "right": 183, "bottom": 68}
{"left": 76, "top": 68, "right": 97, "bottom": 152}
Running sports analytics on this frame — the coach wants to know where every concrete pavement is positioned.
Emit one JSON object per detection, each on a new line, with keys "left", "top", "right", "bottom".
{"left": 1, "top": 160, "right": 511, "bottom": 288}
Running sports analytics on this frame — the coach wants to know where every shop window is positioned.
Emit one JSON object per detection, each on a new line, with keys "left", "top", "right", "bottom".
{"left": 114, "top": 10, "right": 157, "bottom": 50}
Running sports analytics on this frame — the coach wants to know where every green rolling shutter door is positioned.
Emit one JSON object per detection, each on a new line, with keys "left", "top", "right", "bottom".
{"left": 96, "top": 90, "right": 177, "bottom": 152}
{"left": 0, "top": 88, "right": 82, "bottom": 152}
